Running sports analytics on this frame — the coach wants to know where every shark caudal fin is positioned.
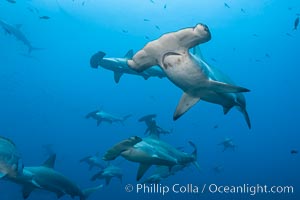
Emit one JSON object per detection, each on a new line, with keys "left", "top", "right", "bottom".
{"left": 188, "top": 141, "right": 201, "bottom": 172}
{"left": 81, "top": 184, "right": 103, "bottom": 200}
{"left": 90, "top": 51, "right": 106, "bottom": 68}
{"left": 236, "top": 106, "right": 251, "bottom": 129}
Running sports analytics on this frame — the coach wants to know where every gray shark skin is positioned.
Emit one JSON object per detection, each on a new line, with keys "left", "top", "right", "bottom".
{"left": 0, "top": 19, "right": 40, "bottom": 53}
{"left": 91, "top": 165, "right": 122, "bottom": 185}
{"left": 90, "top": 50, "right": 165, "bottom": 83}
{"left": 127, "top": 24, "right": 250, "bottom": 123}
{"left": 86, "top": 110, "right": 132, "bottom": 126}
{"left": 8, "top": 154, "right": 103, "bottom": 200}
{"left": 80, "top": 153, "right": 105, "bottom": 170}
{"left": 103, "top": 136, "right": 200, "bottom": 181}
{"left": 192, "top": 47, "right": 251, "bottom": 129}
{"left": 0, "top": 136, "right": 21, "bottom": 179}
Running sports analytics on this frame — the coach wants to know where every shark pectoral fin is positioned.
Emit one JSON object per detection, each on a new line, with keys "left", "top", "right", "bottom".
{"left": 124, "top": 49, "right": 134, "bottom": 59}
{"left": 137, "top": 164, "right": 151, "bottom": 181}
{"left": 173, "top": 93, "right": 201, "bottom": 120}
{"left": 82, "top": 184, "right": 103, "bottom": 200}
{"left": 209, "top": 80, "right": 250, "bottom": 93}
{"left": 32, "top": 179, "right": 42, "bottom": 188}
{"left": 223, "top": 106, "right": 233, "bottom": 115}
{"left": 22, "top": 185, "right": 35, "bottom": 199}
{"left": 105, "top": 177, "right": 112, "bottom": 185}
{"left": 114, "top": 72, "right": 123, "bottom": 83}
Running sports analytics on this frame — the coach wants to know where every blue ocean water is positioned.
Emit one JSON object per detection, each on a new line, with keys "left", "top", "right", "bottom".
{"left": 0, "top": 0, "right": 299, "bottom": 200}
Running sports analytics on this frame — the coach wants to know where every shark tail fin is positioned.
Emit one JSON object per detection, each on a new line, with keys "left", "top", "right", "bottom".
{"left": 81, "top": 184, "right": 103, "bottom": 200}
{"left": 188, "top": 141, "right": 201, "bottom": 172}
{"left": 236, "top": 106, "right": 251, "bottom": 129}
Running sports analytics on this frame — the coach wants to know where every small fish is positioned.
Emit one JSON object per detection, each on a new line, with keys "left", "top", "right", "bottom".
{"left": 286, "top": 33, "right": 292, "bottom": 37}
{"left": 122, "top": 29, "right": 128, "bottom": 33}
{"left": 265, "top": 53, "right": 270, "bottom": 58}
{"left": 224, "top": 3, "right": 230, "bottom": 8}
{"left": 6, "top": 0, "right": 16, "bottom": 3}
{"left": 241, "top": 8, "right": 246, "bottom": 13}
{"left": 211, "top": 58, "right": 217, "bottom": 62}
{"left": 213, "top": 125, "right": 219, "bottom": 129}
{"left": 155, "top": 25, "right": 160, "bottom": 30}
{"left": 255, "top": 59, "right": 261, "bottom": 62}
{"left": 143, "top": 19, "right": 150, "bottom": 22}
{"left": 39, "top": 16, "right": 50, "bottom": 20}
{"left": 291, "top": 150, "right": 298, "bottom": 154}
{"left": 294, "top": 17, "right": 299, "bottom": 30}
{"left": 82, "top": 1, "right": 85, "bottom": 6}
{"left": 252, "top": 33, "right": 259, "bottom": 37}
{"left": 145, "top": 36, "right": 150, "bottom": 40}
{"left": 164, "top": 4, "right": 167, "bottom": 9}
{"left": 150, "top": 0, "right": 154, "bottom": 3}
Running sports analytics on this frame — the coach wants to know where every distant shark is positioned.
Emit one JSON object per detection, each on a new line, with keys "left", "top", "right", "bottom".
{"left": 0, "top": 19, "right": 41, "bottom": 53}
{"left": 127, "top": 24, "right": 250, "bottom": 127}
{"left": 86, "top": 109, "right": 131, "bottom": 126}
{"left": 90, "top": 50, "right": 166, "bottom": 83}
{"left": 80, "top": 152, "right": 105, "bottom": 170}
{"left": 0, "top": 136, "right": 21, "bottom": 179}
{"left": 103, "top": 136, "right": 200, "bottom": 181}
{"left": 8, "top": 154, "right": 103, "bottom": 199}
{"left": 218, "top": 138, "right": 236, "bottom": 152}
{"left": 91, "top": 165, "right": 123, "bottom": 185}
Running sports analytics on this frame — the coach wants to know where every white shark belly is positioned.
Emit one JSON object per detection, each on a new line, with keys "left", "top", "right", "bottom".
{"left": 163, "top": 54, "right": 210, "bottom": 95}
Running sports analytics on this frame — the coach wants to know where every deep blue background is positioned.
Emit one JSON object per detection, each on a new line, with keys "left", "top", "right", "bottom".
{"left": 0, "top": 0, "right": 299, "bottom": 199}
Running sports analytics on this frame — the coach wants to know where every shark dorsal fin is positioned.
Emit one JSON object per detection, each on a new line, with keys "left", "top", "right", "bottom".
{"left": 43, "top": 154, "right": 56, "bottom": 168}
{"left": 124, "top": 49, "right": 134, "bottom": 59}
{"left": 192, "top": 46, "right": 204, "bottom": 59}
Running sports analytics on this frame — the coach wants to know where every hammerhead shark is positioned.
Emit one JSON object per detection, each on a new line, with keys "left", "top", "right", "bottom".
{"left": 0, "top": 19, "right": 41, "bottom": 53}
{"left": 91, "top": 164, "right": 123, "bottom": 185}
{"left": 90, "top": 50, "right": 165, "bottom": 83}
{"left": 127, "top": 24, "right": 250, "bottom": 127}
{"left": 86, "top": 109, "right": 131, "bottom": 126}
{"left": 80, "top": 152, "right": 105, "bottom": 170}
{"left": 0, "top": 136, "right": 21, "bottom": 179}
{"left": 8, "top": 154, "right": 103, "bottom": 199}
{"left": 103, "top": 136, "right": 200, "bottom": 181}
